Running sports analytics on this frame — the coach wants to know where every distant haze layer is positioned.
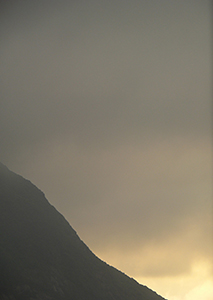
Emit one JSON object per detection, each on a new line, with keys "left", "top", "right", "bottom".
{"left": 0, "top": 1, "right": 212, "bottom": 300}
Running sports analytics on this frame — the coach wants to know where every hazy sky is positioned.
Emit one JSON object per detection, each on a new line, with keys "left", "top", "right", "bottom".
{"left": 0, "top": 1, "right": 212, "bottom": 299}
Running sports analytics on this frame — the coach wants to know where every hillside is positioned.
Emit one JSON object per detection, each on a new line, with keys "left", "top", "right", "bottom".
{"left": 0, "top": 162, "right": 167, "bottom": 300}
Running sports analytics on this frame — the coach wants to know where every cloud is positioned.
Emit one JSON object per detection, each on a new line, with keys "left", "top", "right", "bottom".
{"left": 0, "top": 0, "right": 211, "bottom": 161}
{"left": 9, "top": 136, "right": 211, "bottom": 280}
{"left": 184, "top": 279, "right": 213, "bottom": 300}
{"left": 0, "top": 1, "right": 212, "bottom": 297}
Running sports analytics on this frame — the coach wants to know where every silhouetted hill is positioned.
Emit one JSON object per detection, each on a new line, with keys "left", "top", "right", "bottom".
{"left": 0, "top": 162, "right": 167, "bottom": 300}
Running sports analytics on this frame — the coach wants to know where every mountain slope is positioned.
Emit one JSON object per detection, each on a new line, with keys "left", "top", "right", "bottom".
{"left": 0, "top": 163, "right": 166, "bottom": 300}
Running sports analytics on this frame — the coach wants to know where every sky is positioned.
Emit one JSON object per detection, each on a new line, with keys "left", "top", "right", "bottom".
{"left": 0, "top": 1, "right": 212, "bottom": 299}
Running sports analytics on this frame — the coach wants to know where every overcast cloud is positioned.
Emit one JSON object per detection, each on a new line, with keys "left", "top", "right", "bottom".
{"left": 0, "top": 1, "right": 212, "bottom": 299}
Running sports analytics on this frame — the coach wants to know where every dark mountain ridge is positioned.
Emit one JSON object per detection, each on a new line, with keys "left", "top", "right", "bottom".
{"left": 0, "top": 162, "right": 167, "bottom": 300}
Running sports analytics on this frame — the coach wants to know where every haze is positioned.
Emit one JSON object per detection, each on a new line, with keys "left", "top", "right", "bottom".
{"left": 0, "top": 1, "right": 212, "bottom": 299}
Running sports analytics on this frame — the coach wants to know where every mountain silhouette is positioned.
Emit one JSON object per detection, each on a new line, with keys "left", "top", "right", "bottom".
{"left": 0, "top": 162, "right": 166, "bottom": 300}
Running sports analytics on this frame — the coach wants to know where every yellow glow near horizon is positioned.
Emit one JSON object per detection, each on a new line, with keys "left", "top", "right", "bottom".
{"left": 136, "top": 260, "right": 213, "bottom": 300}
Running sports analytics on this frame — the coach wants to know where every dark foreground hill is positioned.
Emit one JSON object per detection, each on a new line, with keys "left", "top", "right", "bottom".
{"left": 0, "top": 163, "right": 166, "bottom": 300}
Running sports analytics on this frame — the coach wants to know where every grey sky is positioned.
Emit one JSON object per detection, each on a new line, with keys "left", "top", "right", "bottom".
{"left": 0, "top": 1, "right": 212, "bottom": 299}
